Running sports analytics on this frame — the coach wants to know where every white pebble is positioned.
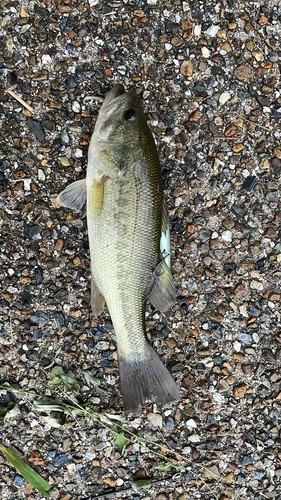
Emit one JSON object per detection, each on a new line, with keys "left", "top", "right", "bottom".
{"left": 42, "top": 54, "right": 52, "bottom": 65}
{"left": 222, "top": 230, "right": 232, "bottom": 242}
{"left": 219, "top": 92, "right": 231, "bottom": 105}
{"left": 186, "top": 418, "right": 197, "bottom": 428}
{"left": 96, "top": 341, "right": 109, "bottom": 350}
{"left": 147, "top": 412, "right": 163, "bottom": 428}
{"left": 206, "top": 25, "right": 219, "bottom": 37}
{"left": 194, "top": 25, "right": 202, "bottom": 36}
{"left": 234, "top": 341, "right": 241, "bottom": 352}
{"left": 75, "top": 148, "right": 83, "bottom": 158}
{"left": 72, "top": 101, "right": 80, "bottom": 113}
{"left": 250, "top": 280, "right": 263, "bottom": 291}
{"left": 201, "top": 47, "right": 211, "bottom": 58}
{"left": 38, "top": 168, "right": 45, "bottom": 181}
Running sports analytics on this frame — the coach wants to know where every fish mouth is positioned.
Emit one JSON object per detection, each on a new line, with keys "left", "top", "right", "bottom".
{"left": 102, "top": 84, "right": 126, "bottom": 108}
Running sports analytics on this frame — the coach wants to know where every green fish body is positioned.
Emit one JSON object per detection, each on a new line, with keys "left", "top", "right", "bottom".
{"left": 57, "top": 85, "right": 179, "bottom": 410}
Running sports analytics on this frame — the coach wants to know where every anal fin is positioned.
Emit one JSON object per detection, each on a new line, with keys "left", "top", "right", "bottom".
{"left": 148, "top": 260, "right": 176, "bottom": 312}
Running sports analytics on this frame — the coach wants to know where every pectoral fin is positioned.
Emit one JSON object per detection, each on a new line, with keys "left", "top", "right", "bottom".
{"left": 160, "top": 199, "right": 171, "bottom": 269}
{"left": 91, "top": 272, "right": 105, "bottom": 316}
{"left": 148, "top": 260, "right": 176, "bottom": 312}
{"left": 88, "top": 175, "right": 108, "bottom": 216}
{"left": 57, "top": 179, "right": 87, "bottom": 210}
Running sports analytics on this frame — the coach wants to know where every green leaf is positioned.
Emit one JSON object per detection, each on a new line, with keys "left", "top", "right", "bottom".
{"left": 33, "top": 397, "right": 71, "bottom": 414}
{"left": 60, "top": 374, "right": 80, "bottom": 392}
{"left": 153, "top": 463, "right": 172, "bottom": 473}
{"left": 81, "top": 370, "right": 100, "bottom": 387}
{"left": 0, "top": 407, "right": 8, "bottom": 420}
{"left": 41, "top": 416, "right": 62, "bottom": 428}
{"left": 5, "top": 404, "right": 21, "bottom": 419}
{"left": 47, "top": 377, "right": 62, "bottom": 390}
{"left": 115, "top": 433, "right": 129, "bottom": 456}
{"left": 49, "top": 366, "right": 64, "bottom": 379}
{"left": 0, "top": 444, "right": 52, "bottom": 497}
{"left": 0, "top": 383, "right": 20, "bottom": 394}
{"left": 131, "top": 478, "right": 152, "bottom": 492}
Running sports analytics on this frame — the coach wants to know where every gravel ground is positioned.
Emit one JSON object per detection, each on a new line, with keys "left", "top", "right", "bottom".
{"left": 1, "top": 1, "right": 281, "bottom": 499}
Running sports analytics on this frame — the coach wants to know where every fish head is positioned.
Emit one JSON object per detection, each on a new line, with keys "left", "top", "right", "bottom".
{"left": 92, "top": 85, "right": 146, "bottom": 152}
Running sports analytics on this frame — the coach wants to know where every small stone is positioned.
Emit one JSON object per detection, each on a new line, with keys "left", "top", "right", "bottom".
{"left": 147, "top": 412, "right": 163, "bottom": 427}
{"left": 268, "top": 293, "right": 280, "bottom": 301}
{"left": 55, "top": 239, "right": 64, "bottom": 251}
{"left": 171, "top": 35, "right": 183, "bottom": 47}
{"left": 180, "top": 60, "right": 193, "bottom": 77}
{"left": 13, "top": 475, "right": 25, "bottom": 486}
{"left": 201, "top": 47, "right": 211, "bottom": 58}
{"left": 189, "top": 110, "right": 203, "bottom": 122}
{"left": 42, "top": 54, "right": 52, "bottom": 65}
{"left": 234, "top": 64, "right": 253, "bottom": 83}
{"left": 223, "top": 217, "right": 235, "bottom": 229}
{"left": 206, "top": 25, "right": 219, "bottom": 37}
{"left": 186, "top": 418, "right": 197, "bottom": 428}
{"left": 54, "top": 312, "right": 65, "bottom": 325}
{"left": 27, "top": 118, "right": 45, "bottom": 142}
{"left": 224, "top": 124, "right": 238, "bottom": 137}
{"left": 242, "top": 176, "right": 256, "bottom": 191}
{"left": 238, "top": 333, "right": 252, "bottom": 342}
{"left": 204, "top": 465, "right": 219, "bottom": 479}
{"left": 224, "top": 472, "right": 235, "bottom": 483}
{"left": 30, "top": 311, "right": 50, "bottom": 327}
{"left": 232, "top": 144, "right": 244, "bottom": 152}
{"left": 250, "top": 280, "right": 263, "bottom": 291}
{"left": 252, "top": 50, "right": 264, "bottom": 62}
{"left": 96, "top": 341, "right": 109, "bottom": 350}
{"left": 222, "top": 230, "right": 232, "bottom": 242}
{"left": 24, "top": 225, "right": 39, "bottom": 240}
{"left": 58, "top": 156, "right": 71, "bottom": 166}
{"left": 52, "top": 453, "right": 70, "bottom": 466}
{"left": 73, "top": 256, "right": 81, "bottom": 266}
{"left": 233, "top": 383, "right": 247, "bottom": 398}
{"left": 65, "top": 76, "right": 77, "bottom": 89}
{"left": 219, "top": 92, "right": 231, "bottom": 105}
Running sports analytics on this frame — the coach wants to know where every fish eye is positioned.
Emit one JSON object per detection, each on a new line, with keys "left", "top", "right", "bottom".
{"left": 124, "top": 109, "right": 137, "bottom": 121}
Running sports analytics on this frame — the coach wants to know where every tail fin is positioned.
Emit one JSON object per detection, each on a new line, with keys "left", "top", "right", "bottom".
{"left": 118, "top": 344, "right": 180, "bottom": 411}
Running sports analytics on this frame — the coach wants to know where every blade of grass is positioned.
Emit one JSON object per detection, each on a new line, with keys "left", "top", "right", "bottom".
{"left": 0, "top": 444, "right": 52, "bottom": 497}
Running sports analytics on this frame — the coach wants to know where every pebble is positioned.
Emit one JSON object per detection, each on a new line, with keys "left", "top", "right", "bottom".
{"left": 222, "top": 230, "right": 232, "bottom": 242}
{"left": 250, "top": 281, "right": 263, "bottom": 291}
{"left": 219, "top": 92, "right": 231, "bottom": 105}
{"left": 186, "top": 418, "right": 197, "bottom": 428}
{"left": 238, "top": 333, "right": 252, "bottom": 343}
{"left": 27, "top": 118, "right": 45, "bottom": 142}
{"left": 13, "top": 475, "right": 25, "bottom": 486}
{"left": 30, "top": 311, "right": 50, "bottom": 327}
{"left": 24, "top": 225, "right": 39, "bottom": 240}
{"left": 147, "top": 412, "right": 163, "bottom": 428}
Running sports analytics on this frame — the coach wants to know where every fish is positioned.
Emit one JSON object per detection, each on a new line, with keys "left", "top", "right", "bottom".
{"left": 57, "top": 84, "right": 180, "bottom": 411}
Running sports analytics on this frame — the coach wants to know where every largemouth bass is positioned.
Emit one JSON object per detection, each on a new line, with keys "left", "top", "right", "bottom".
{"left": 57, "top": 84, "right": 180, "bottom": 410}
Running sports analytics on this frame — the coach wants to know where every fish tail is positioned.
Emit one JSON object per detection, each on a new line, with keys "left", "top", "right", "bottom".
{"left": 118, "top": 344, "right": 180, "bottom": 411}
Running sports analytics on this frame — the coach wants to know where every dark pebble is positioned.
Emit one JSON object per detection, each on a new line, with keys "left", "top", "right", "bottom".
{"left": 54, "top": 311, "right": 65, "bottom": 325}
{"left": 242, "top": 176, "right": 257, "bottom": 191}
{"left": 238, "top": 90, "right": 248, "bottom": 99}
{"left": 161, "top": 327, "right": 170, "bottom": 337}
{"left": 177, "top": 295, "right": 187, "bottom": 304}
{"left": 249, "top": 83, "right": 259, "bottom": 96}
{"left": 248, "top": 303, "right": 260, "bottom": 317}
{"left": 18, "top": 82, "right": 31, "bottom": 94}
{"left": 272, "top": 109, "right": 281, "bottom": 118}
{"left": 101, "top": 359, "right": 114, "bottom": 367}
{"left": 33, "top": 329, "right": 42, "bottom": 340}
{"left": 78, "top": 26, "right": 90, "bottom": 37}
{"left": 13, "top": 475, "right": 25, "bottom": 487}
{"left": 42, "top": 119, "right": 55, "bottom": 132}
{"left": 65, "top": 75, "right": 78, "bottom": 89}
{"left": 86, "top": 338, "right": 95, "bottom": 349}
{"left": 48, "top": 450, "right": 56, "bottom": 458}
{"left": 268, "top": 52, "right": 278, "bottom": 63}
{"left": 35, "top": 267, "right": 43, "bottom": 284}
{"left": 24, "top": 225, "right": 39, "bottom": 240}
{"left": 0, "top": 328, "right": 6, "bottom": 336}
{"left": 53, "top": 453, "right": 70, "bottom": 466}
{"left": 26, "top": 118, "right": 44, "bottom": 143}
{"left": 165, "top": 416, "right": 175, "bottom": 429}
{"left": 1, "top": 159, "right": 10, "bottom": 169}
{"left": 30, "top": 311, "right": 50, "bottom": 327}
{"left": 66, "top": 44, "right": 80, "bottom": 56}
{"left": 242, "top": 456, "right": 253, "bottom": 466}
{"left": 0, "top": 299, "right": 9, "bottom": 307}
{"left": 224, "top": 262, "right": 236, "bottom": 271}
